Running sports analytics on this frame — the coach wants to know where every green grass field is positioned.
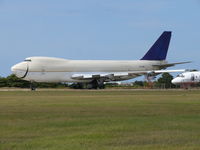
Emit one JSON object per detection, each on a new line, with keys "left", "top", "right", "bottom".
{"left": 1, "top": 90, "right": 200, "bottom": 150}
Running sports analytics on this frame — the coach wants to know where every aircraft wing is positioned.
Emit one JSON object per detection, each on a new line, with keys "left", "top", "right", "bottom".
{"left": 71, "top": 69, "right": 186, "bottom": 81}
{"left": 71, "top": 72, "right": 140, "bottom": 81}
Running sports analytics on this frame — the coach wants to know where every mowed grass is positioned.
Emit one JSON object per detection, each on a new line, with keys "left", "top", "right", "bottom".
{"left": 1, "top": 90, "right": 200, "bottom": 150}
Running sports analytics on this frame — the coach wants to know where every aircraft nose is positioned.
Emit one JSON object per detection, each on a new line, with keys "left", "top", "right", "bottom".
{"left": 11, "top": 62, "right": 28, "bottom": 78}
{"left": 171, "top": 78, "right": 180, "bottom": 85}
{"left": 11, "top": 65, "right": 17, "bottom": 72}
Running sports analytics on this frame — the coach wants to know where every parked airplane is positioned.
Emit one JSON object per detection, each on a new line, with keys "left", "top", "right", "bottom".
{"left": 172, "top": 71, "right": 200, "bottom": 88}
{"left": 11, "top": 31, "right": 189, "bottom": 89}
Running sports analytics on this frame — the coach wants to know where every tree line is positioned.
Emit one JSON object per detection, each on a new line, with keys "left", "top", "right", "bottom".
{"left": 0, "top": 74, "right": 66, "bottom": 88}
{"left": 0, "top": 73, "right": 176, "bottom": 89}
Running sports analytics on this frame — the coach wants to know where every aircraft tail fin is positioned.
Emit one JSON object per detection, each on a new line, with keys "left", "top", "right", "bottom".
{"left": 141, "top": 31, "right": 171, "bottom": 60}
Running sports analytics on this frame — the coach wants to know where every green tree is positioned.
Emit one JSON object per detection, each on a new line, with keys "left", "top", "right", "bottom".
{"left": 0, "top": 76, "right": 7, "bottom": 87}
{"left": 134, "top": 81, "right": 144, "bottom": 87}
{"left": 156, "top": 73, "right": 174, "bottom": 89}
{"left": 6, "top": 74, "right": 30, "bottom": 88}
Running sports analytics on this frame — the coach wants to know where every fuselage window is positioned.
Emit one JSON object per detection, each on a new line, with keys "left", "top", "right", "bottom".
{"left": 24, "top": 59, "right": 31, "bottom": 62}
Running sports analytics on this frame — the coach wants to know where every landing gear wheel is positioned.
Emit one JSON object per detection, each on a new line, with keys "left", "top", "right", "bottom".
{"left": 30, "top": 82, "right": 36, "bottom": 91}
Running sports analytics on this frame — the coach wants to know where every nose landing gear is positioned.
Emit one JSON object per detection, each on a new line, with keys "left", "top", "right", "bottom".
{"left": 30, "top": 82, "right": 36, "bottom": 91}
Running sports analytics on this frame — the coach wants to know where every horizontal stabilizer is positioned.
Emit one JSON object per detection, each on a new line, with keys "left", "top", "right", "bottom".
{"left": 153, "top": 61, "right": 191, "bottom": 69}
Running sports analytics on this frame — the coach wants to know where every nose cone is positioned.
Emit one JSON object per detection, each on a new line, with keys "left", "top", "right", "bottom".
{"left": 171, "top": 78, "right": 180, "bottom": 85}
{"left": 11, "top": 65, "right": 18, "bottom": 72}
{"left": 11, "top": 62, "right": 28, "bottom": 78}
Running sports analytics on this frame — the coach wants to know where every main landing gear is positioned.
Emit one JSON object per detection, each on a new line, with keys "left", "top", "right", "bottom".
{"left": 87, "top": 79, "right": 105, "bottom": 89}
{"left": 30, "top": 82, "right": 36, "bottom": 91}
{"left": 72, "top": 80, "right": 105, "bottom": 89}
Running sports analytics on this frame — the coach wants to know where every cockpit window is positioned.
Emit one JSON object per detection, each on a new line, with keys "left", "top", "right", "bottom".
{"left": 177, "top": 74, "right": 184, "bottom": 78}
{"left": 24, "top": 59, "right": 31, "bottom": 62}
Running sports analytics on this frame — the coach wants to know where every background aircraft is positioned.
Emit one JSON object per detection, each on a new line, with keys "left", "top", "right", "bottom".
{"left": 11, "top": 31, "right": 188, "bottom": 89}
{"left": 172, "top": 71, "right": 200, "bottom": 88}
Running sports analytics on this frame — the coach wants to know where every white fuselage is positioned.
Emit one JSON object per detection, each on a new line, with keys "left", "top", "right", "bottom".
{"left": 172, "top": 71, "right": 200, "bottom": 85}
{"left": 11, "top": 57, "right": 167, "bottom": 83}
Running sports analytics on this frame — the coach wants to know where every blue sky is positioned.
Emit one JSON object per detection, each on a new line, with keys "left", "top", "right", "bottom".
{"left": 0, "top": 0, "right": 200, "bottom": 77}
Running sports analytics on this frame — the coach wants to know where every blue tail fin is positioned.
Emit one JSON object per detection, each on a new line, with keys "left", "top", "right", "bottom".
{"left": 141, "top": 31, "right": 171, "bottom": 60}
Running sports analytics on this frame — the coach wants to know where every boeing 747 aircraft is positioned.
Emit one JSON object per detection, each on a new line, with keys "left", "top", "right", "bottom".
{"left": 11, "top": 31, "right": 188, "bottom": 89}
